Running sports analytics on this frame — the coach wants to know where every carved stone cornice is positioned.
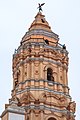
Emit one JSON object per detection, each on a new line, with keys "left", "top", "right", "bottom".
{"left": 15, "top": 85, "right": 71, "bottom": 99}
{"left": 22, "top": 29, "right": 59, "bottom": 42}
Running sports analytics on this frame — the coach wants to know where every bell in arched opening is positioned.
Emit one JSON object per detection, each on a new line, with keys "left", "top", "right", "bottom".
{"left": 47, "top": 68, "right": 54, "bottom": 81}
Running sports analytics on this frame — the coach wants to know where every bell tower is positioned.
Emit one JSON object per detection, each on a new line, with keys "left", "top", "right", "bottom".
{"left": 1, "top": 11, "right": 76, "bottom": 120}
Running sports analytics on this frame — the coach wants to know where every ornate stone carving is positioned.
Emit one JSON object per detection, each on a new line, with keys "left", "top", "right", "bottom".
{"left": 39, "top": 92, "right": 68, "bottom": 108}
{"left": 39, "top": 92, "right": 47, "bottom": 101}
{"left": 67, "top": 101, "right": 76, "bottom": 113}
{"left": 20, "top": 92, "right": 35, "bottom": 106}
{"left": 35, "top": 70, "right": 39, "bottom": 75}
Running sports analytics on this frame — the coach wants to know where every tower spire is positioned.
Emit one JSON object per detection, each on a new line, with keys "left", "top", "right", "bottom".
{"left": 1, "top": 5, "right": 76, "bottom": 120}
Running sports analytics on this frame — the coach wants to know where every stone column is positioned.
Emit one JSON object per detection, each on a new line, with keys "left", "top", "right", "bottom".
{"left": 27, "top": 57, "right": 30, "bottom": 79}
{"left": 63, "top": 68, "right": 67, "bottom": 85}
{"left": 19, "top": 65, "right": 23, "bottom": 82}
{"left": 57, "top": 65, "right": 60, "bottom": 83}
{"left": 54, "top": 84, "right": 57, "bottom": 91}
{"left": 63, "top": 67, "right": 68, "bottom": 93}
{"left": 40, "top": 111, "right": 44, "bottom": 120}
{"left": 31, "top": 56, "right": 34, "bottom": 79}
{"left": 40, "top": 56, "right": 43, "bottom": 79}
{"left": 56, "top": 65, "right": 61, "bottom": 91}
{"left": 30, "top": 110, "right": 34, "bottom": 120}
{"left": 66, "top": 69, "right": 68, "bottom": 86}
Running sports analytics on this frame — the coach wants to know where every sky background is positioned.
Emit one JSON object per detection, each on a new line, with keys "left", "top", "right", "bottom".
{"left": 0, "top": 0, "right": 80, "bottom": 119}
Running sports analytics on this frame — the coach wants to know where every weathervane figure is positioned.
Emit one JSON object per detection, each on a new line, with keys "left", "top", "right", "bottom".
{"left": 38, "top": 3, "right": 45, "bottom": 12}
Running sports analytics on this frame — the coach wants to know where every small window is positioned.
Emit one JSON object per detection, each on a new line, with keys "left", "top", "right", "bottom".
{"left": 47, "top": 68, "right": 54, "bottom": 81}
{"left": 45, "top": 39, "right": 49, "bottom": 44}
{"left": 41, "top": 18, "right": 45, "bottom": 23}
{"left": 48, "top": 117, "right": 56, "bottom": 120}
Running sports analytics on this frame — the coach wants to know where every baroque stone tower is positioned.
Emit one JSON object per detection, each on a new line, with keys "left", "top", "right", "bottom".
{"left": 1, "top": 11, "right": 76, "bottom": 120}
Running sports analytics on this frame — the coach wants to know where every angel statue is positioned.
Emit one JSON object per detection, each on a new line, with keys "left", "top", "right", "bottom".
{"left": 38, "top": 3, "right": 45, "bottom": 12}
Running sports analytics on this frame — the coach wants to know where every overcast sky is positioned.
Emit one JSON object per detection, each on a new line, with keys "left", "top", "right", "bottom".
{"left": 0, "top": 0, "right": 80, "bottom": 120}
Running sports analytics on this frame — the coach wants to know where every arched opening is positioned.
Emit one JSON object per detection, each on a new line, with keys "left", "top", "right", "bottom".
{"left": 48, "top": 117, "right": 56, "bottom": 120}
{"left": 47, "top": 68, "right": 54, "bottom": 81}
